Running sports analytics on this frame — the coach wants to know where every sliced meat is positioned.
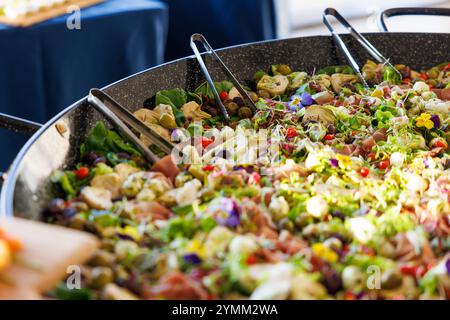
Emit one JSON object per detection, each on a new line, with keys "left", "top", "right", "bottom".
{"left": 361, "top": 136, "right": 377, "bottom": 153}
{"left": 336, "top": 144, "right": 356, "bottom": 155}
{"left": 129, "top": 201, "right": 173, "bottom": 221}
{"left": 151, "top": 155, "right": 180, "bottom": 183}
{"left": 372, "top": 128, "right": 387, "bottom": 142}
{"left": 432, "top": 88, "right": 450, "bottom": 101}
{"left": 142, "top": 271, "right": 208, "bottom": 300}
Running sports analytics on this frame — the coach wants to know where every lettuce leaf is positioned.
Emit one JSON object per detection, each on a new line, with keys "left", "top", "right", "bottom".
{"left": 80, "top": 122, "right": 140, "bottom": 157}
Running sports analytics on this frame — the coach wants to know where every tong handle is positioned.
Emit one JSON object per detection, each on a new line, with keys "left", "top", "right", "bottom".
{"left": 378, "top": 7, "right": 450, "bottom": 32}
{"left": 88, "top": 89, "right": 170, "bottom": 164}
{"left": 323, "top": 8, "right": 400, "bottom": 86}
{"left": 190, "top": 34, "right": 257, "bottom": 121}
{"left": 0, "top": 113, "right": 42, "bottom": 136}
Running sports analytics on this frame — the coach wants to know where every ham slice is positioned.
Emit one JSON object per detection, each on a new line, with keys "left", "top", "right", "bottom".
{"left": 361, "top": 136, "right": 376, "bottom": 153}
{"left": 142, "top": 271, "right": 208, "bottom": 300}
{"left": 336, "top": 144, "right": 356, "bottom": 155}
{"left": 372, "top": 128, "right": 387, "bottom": 142}
{"left": 151, "top": 155, "right": 180, "bottom": 183}
{"left": 432, "top": 88, "right": 450, "bottom": 101}
{"left": 134, "top": 201, "right": 173, "bottom": 221}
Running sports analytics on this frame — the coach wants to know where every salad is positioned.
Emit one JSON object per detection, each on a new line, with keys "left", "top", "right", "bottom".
{"left": 46, "top": 61, "right": 450, "bottom": 300}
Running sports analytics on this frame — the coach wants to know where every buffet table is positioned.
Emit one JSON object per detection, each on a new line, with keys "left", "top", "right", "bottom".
{"left": 0, "top": 0, "right": 168, "bottom": 170}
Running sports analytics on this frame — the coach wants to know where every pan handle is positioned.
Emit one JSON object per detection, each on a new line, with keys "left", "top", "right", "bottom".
{"left": 378, "top": 7, "right": 450, "bottom": 32}
{"left": 0, "top": 112, "right": 42, "bottom": 136}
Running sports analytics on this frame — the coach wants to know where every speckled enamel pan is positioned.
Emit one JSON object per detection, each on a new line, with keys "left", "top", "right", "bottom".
{"left": 1, "top": 33, "right": 449, "bottom": 218}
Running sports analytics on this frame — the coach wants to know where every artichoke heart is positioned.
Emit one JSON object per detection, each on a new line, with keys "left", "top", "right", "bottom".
{"left": 134, "top": 108, "right": 159, "bottom": 125}
{"left": 302, "top": 105, "right": 336, "bottom": 126}
{"left": 154, "top": 104, "right": 177, "bottom": 129}
{"left": 330, "top": 74, "right": 359, "bottom": 93}
{"left": 181, "top": 101, "right": 211, "bottom": 120}
{"left": 256, "top": 75, "right": 289, "bottom": 97}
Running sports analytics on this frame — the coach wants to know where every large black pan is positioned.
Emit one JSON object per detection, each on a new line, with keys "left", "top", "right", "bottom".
{"left": 1, "top": 32, "right": 449, "bottom": 219}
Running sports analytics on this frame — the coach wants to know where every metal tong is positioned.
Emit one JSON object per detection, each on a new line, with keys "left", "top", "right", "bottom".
{"left": 88, "top": 89, "right": 174, "bottom": 164}
{"left": 323, "top": 8, "right": 402, "bottom": 87}
{"left": 190, "top": 33, "right": 257, "bottom": 123}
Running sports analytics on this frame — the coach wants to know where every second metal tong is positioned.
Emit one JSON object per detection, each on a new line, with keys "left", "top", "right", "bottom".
{"left": 323, "top": 8, "right": 402, "bottom": 87}
{"left": 190, "top": 33, "right": 257, "bottom": 123}
{"left": 88, "top": 89, "right": 174, "bottom": 164}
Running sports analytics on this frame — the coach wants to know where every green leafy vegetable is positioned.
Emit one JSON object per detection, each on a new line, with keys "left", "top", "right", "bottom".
{"left": 80, "top": 122, "right": 140, "bottom": 157}
{"left": 318, "top": 65, "right": 355, "bottom": 75}
{"left": 194, "top": 81, "right": 233, "bottom": 99}
{"left": 155, "top": 88, "right": 187, "bottom": 125}
{"left": 383, "top": 66, "right": 401, "bottom": 85}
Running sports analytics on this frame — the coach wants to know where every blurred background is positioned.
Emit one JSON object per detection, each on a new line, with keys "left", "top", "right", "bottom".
{"left": 0, "top": 0, "right": 449, "bottom": 170}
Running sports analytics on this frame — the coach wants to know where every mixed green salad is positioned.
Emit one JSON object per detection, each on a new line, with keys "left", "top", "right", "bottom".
{"left": 45, "top": 60, "right": 450, "bottom": 300}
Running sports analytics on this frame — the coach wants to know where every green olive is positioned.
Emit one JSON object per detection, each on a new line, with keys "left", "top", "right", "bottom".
{"left": 278, "top": 217, "right": 294, "bottom": 232}
{"left": 276, "top": 64, "right": 292, "bottom": 76}
{"left": 257, "top": 89, "right": 271, "bottom": 99}
{"left": 381, "top": 270, "right": 403, "bottom": 290}
{"left": 69, "top": 214, "right": 86, "bottom": 230}
{"left": 238, "top": 106, "right": 253, "bottom": 119}
{"left": 428, "top": 67, "right": 440, "bottom": 79}
{"left": 101, "top": 238, "right": 116, "bottom": 252}
{"left": 248, "top": 92, "right": 259, "bottom": 102}
{"left": 89, "top": 249, "right": 115, "bottom": 267}
{"left": 295, "top": 213, "right": 313, "bottom": 228}
{"left": 90, "top": 267, "right": 114, "bottom": 289}
{"left": 225, "top": 101, "right": 239, "bottom": 116}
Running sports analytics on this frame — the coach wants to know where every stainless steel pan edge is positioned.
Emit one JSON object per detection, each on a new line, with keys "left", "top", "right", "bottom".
{"left": 2, "top": 33, "right": 449, "bottom": 218}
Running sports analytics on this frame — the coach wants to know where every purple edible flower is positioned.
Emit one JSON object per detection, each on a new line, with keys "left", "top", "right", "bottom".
{"left": 430, "top": 114, "right": 441, "bottom": 129}
{"left": 183, "top": 253, "right": 202, "bottom": 265}
{"left": 330, "top": 158, "right": 339, "bottom": 168}
{"left": 208, "top": 197, "right": 240, "bottom": 228}
{"left": 300, "top": 92, "right": 314, "bottom": 107}
{"left": 288, "top": 94, "right": 303, "bottom": 111}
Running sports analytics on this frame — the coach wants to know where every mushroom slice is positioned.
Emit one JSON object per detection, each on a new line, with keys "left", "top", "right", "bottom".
{"left": 256, "top": 75, "right": 289, "bottom": 97}
{"left": 330, "top": 73, "right": 359, "bottom": 93}
{"left": 81, "top": 186, "right": 113, "bottom": 210}
{"left": 302, "top": 105, "right": 336, "bottom": 126}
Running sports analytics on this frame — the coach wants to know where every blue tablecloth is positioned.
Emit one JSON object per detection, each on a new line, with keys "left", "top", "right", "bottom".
{"left": 160, "top": 0, "right": 277, "bottom": 61}
{"left": 0, "top": 0, "right": 168, "bottom": 170}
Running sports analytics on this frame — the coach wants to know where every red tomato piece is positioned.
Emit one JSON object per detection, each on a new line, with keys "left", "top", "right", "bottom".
{"left": 74, "top": 167, "right": 89, "bottom": 180}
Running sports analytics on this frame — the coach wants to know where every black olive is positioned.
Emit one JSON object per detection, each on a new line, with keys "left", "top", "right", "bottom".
{"left": 83, "top": 151, "right": 99, "bottom": 166}
{"left": 63, "top": 207, "right": 77, "bottom": 219}
{"left": 322, "top": 267, "right": 342, "bottom": 294}
{"left": 44, "top": 198, "right": 66, "bottom": 219}
{"left": 371, "top": 118, "right": 379, "bottom": 127}
{"left": 331, "top": 210, "right": 345, "bottom": 220}
{"left": 444, "top": 158, "right": 450, "bottom": 169}
{"left": 143, "top": 97, "right": 154, "bottom": 109}
{"left": 233, "top": 97, "right": 245, "bottom": 107}
{"left": 327, "top": 124, "right": 336, "bottom": 134}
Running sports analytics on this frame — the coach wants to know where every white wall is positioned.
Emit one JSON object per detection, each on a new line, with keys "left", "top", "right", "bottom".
{"left": 275, "top": 0, "right": 450, "bottom": 37}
